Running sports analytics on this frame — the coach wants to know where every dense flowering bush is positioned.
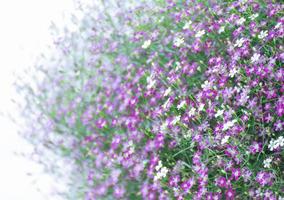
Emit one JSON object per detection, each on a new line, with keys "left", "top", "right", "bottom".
{"left": 19, "top": 0, "right": 283, "bottom": 199}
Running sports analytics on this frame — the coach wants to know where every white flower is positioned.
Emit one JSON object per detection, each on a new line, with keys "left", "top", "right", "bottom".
{"left": 249, "top": 13, "right": 259, "bottom": 20}
{"left": 177, "top": 100, "right": 186, "bottom": 110}
{"left": 155, "top": 161, "right": 162, "bottom": 171}
{"left": 198, "top": 103, "right": 205, "bottom": 111}
{"left": 251, "top": 53, "right": 261, "bottom": 63}
{"left": 275, "top": 22, "right": 282, "bottom": 29}
{"left": 172, "top": 115, "right": 181, "bottom": 125}
{"left": 154, "top": 161, "right": 168, "bottom": 181}
{"left": 175, "top": 62, "right": 181, "bottom": 71}
{"left": 201, "top": 80, "right": 211, "bottom": 89}
{"left": 142, "top": 39, "right": 151, "bottom": 49}
{"left": 146, "top": 74, "right": 156, "bottom": 89}
{"left": 234, "top": 38, "right": 245, "bottom": 48}
{"left": 263, "top": 157, "right": 273, "bottom": 168}
{"left": 236, "top": 17, "right": 246, "bottom": 25}
{"left": 218, "top": 26, "right": 225, "bottom": 33}
{"left": 160, "top": 166, "right": 168, "bottom": 176}
{"left": 221, "top": 135, "right": 230, "bottom": 145}
{"left": 276, "top": 136, "right": 284, "bottom": 147}
{"left": 279, "top": 196, "right": 284, "bottom": 200}
{"left": 268, "top": 139, "right": 278, "bottom": 151}
{"left": 188, "top": 107, "right": 196, "bottom": 117}
{"left": 215, "top": 109, "right": 224, "bottom": 118}
{"left": 229, "top": 67, "right": 239, "bottom": 77}
{"left": 158, "top": 16, "right": 165, "bottom": 23}
{"left": 184, "top": 130, "right": 192, "bottom": 139}
{"left": 164, "top": 87, "right": 172, "bottom": 97}
{"left": 195, "top": 30, "right": 205, "bottom": 38}
{"left": 162, "top": 98, "right": 171, "bottom": 110}
{"left": 183, "top": 20, "right": 192, "bottom": 30}
{"left": 174, "top": 36, "right": 184, "bottom": 47}
{"left": 223, "top": 119, "right": 237, "bottom": 131}
{"left": 161, "top": 121, "right": 169, "bottom": 131}
{"left": 258, "top": 30, "right": 268, "bottom": 40}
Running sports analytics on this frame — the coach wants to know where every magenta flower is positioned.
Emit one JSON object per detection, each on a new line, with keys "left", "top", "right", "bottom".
{"left": 181, "top": 178, "right": 194, "bottom": 193}
{"left": 215, "top": 176, "right": 227, "bottom": 188}
{"left": 231, "top": 168, "right": 241, "bottom": 180}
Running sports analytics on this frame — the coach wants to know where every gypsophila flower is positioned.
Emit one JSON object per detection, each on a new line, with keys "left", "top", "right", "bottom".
{"left": 195, "top": 30, "right": 205, "bottom": 38}
{"left": 20, "top": 1, "right": 284, "bottom": 199}
{"left": 258, "top": 30, "right": 268, "bottom": 40}
{"left": 236, "top": 17, "right": 246, "bottom": 25}
{"left": 177, "top": 100, "right": 186, "bottom": 110}
{"left": 164, "top": 87, "right": 172, "bottom": 97}
{"left": 276, "top": 136, "right": 284, "bottom": 147}
{"left": 275, "top": 22, "right": 282, "bottom": 29}
{"left": 188, "top": 107, "right": 196, "bottom": 117}
{"left": 229, "top": 67, "right": 239, "bottom": 77}
{"left": 249, "top": 13, "right": 259, "bottom": 20}
{"left": 218, "top": 26, "right": 225, "bottom": 33}
{"left": 146, "top": 74, "right": 156, "bottom": 89}
{"left": 183, "top": 20, "right": 192, "bottom": 30}
{"left": 172, "top": 115, "right": 181, "bottom": 125}
{"left": 173, "top": 36, "right": 184, "bottom": 47}
{"left": 142, "top": 39, "right": 151, "bottom": 49}
{"left": 221, "top": 135, "right": 230, "bottom": 145}
{"left": 223, "top": 120, "right": 237, "bottom": 131}
{"left": 234, "top": 38, "right": 245, "bottom": 48}
{"left": 269, "top": 136, "right": 284, "bottom": 151}
{"left": 154, "top": 161, "right": 168, "bottom": 181}
{"left": 251, "top": 53, "right": 261, "bottom": 63}
{"left": 215, "top": 109, "right": 224, "bottom": 118}
{"left": 263, "top": 157, "right": 273, "bottom": 168}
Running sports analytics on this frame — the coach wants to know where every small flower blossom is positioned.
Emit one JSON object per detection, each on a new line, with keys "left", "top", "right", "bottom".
{"left": 173, "top": 36, "right": 184, "bottom": 47}
{"left": 142, "top": 39, "right": 151, "bottom": 49}
{"left": 249, "top": 142, "right": 262, "bottom": 154}
{"left": 236, "top": 17, "right": 246, "bottom": 25}
{"left": 276, "top": 136, "right": 284, "bottom": 147}
{"left": 268, "top": 136, "right": 284, "bottom": 151}
{"left": 181, "top": 178, "right": 194, "bottom": 192}
{"left": 188, "top": 107, "right": 196, "bottom": 117}
{"left": 251, "top": 53, "right": 261, "bottom": 63}
{"left": 263, "top": 157, "right": 272, "bottom": 168}
{"left": 183, "top": 20, "right": 192, "bottom": 30}
{"left": 275, "top": 22, "right": 282, "bottom": 29}
{"left": 195, "top": 30, "right": 205, "bottom": 38}
{"left": 249, "top": 13, "right": 259, "bottom": 20}
{"left": 258, "top": 30, "right": 268, "bottom": 40}
{"left": 229, "top": 67, "right": 239, "bottom": 77}
{"left": 146, "top": 74, "right": 156, "bottom": 89}
{"left": 256, "top": 171, "right": 274, "bottom": 186}
{"left": 223, "top": 120, "right": 237, "bottom": 131}
{"left": 177, "top": 100, "right": 186, "bottom": 110}
{"left": 154, "top": 161, "right": 168, "bottom": 181}
{"left": 164, "top": 87, "right": 172, "bottom": 97}
{"left": 221, "top": 135, "right": 230, "bottom": 145}
{"left": 218, "top": 26, "right": 225, "bottom": 33}
{"left": 234, "top": 38, "right": 245, "bottom": 48}
{"left": 215, "top": 109, "right": 224, "bottom": 118}
{"left": 172, "top": 115, "right": 181, "bottom": 125}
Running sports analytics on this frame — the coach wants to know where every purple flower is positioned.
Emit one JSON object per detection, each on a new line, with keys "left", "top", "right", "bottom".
{"left": 256, "top": 171, "right": 275, "bottom": 186}
{"left": 231, "top": 168, "right": 241, "bottom": 180}
{"left": 215, "top": 176, "right": 227, "bottom": 188}
{"left": 169, "top": 175, "right": 180, "bottom": 187}
{"left": 181, "top": 178, "right": 194, "bottom": 192}
{"left": 225, "top": 188, "right": 235, "bottom": 200}
{"left": 249, "top": 142, "right": 262, "bottom": 154}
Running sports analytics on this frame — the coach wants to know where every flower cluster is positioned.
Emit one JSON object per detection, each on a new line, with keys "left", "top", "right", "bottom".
{"left": 19, "top": 0, "right": 283, "bottom": 199}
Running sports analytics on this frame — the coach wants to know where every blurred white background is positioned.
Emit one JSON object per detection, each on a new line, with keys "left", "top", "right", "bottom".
{"left": 0, "top": 0, "right": 77, "bottom": 199}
